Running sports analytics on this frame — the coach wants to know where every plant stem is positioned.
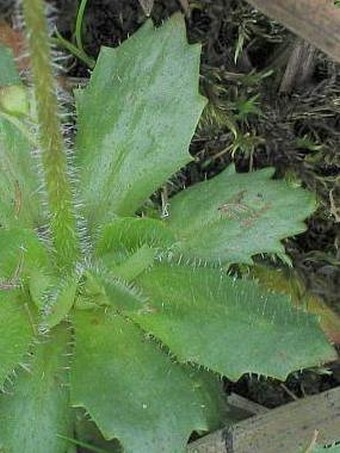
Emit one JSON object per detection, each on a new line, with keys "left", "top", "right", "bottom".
{"left": 53, "top": 30, "right": 95, "bottom": 69}
{"left": 75, "top": 0, "right": 89, "bottom": 55}
{"left": 22, "top": 0, "right": 79, "bottom": 270}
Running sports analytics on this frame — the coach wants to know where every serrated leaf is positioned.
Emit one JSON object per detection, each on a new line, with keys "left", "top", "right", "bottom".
{"left": 71, "top": 310, "right": 224, "bottom": 453}
{"left": 0, "top": 291, "right": 33, "bottom": 386}
{"left": 75, "top": 14, "right": 206, "bottom": 225}
{"left": 0, "top": 325, "right": 72, "bottom": 453}
{"left": 131, "top": 264, "right": 336, "bottom": 381}
{"left": 166, "top": 165, "right": 316, "bottom": 264}
{"left": 73, "top": 410, "right": 123, "bottom": 452}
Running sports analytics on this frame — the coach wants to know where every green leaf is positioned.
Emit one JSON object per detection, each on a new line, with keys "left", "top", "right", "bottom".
{"left": 71, "top": 310, "right": 224, "bottom": 453}
{"left": 0, "top": 291, "right": 34, "bottom": 386}
{"left": 166, "top": 165, "right": 316, "bottom": 264}
{"left": 41, "top": 276, "right": 78, "bottom": 330}
{"left": 73, "top": 410, "right": 123, "bottom": 452}
{"left": 0, "top": 118, "right": 43, "bottom": 229}
{"left": 95, "top": 218, "right": 177, "bottom": 288}
{"left": 0, "top": 325, "right": 72, "bottom": 453}
{"left": 108, "top": 244, "right": 156, "bottom": 281}
{"left": 0, "top": 228, "right": 50, "bottom": 283}
{"left": 0, "top": 85, "right": 29, "bottom": 117}
{"left": 310, "top": 444, "right": 340, "bottom": 452}
{"left": 76, "top": 268, "right": 147, "bottom": 312}
{"left": 95, "top": 217, "right": 176, "bottom": 257}
{"left": 75, "top": 14, "right": 206, "bottom": 224}
{"left": 0, "top": 47, "right": 41, "bottom": 228}
{"left": 132, "top": 263, "right": 336, "bottom": 381}
{"left": 0, "top": 46, "right": 21, "bottom": 86}
{"left": 28, "top": 267, "right": 54, "bottom": 310}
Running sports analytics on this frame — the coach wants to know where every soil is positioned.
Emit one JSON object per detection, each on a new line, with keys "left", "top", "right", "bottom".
{"left": 1, "top": 0, "right": 339, "bottom": 448}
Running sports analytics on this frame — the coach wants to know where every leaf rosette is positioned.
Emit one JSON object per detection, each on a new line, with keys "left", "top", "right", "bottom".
{"left": 0, "top": 13, "right": 337, "bottom": 453}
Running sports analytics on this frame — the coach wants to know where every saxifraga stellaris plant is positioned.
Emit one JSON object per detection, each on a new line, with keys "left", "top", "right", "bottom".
{"left": 0, "top": 0, "right": 337, "bottom": 452}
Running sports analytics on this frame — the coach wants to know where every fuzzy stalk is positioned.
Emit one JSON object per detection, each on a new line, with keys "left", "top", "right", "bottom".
{"left": 22, "top": 0, "right": 79, "bottom": 270}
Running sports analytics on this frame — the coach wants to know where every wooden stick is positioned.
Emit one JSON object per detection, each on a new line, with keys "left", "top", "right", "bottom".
{"left": 227, "top": 393, "right": 269, "bottom": 416}
{"left": 245, "top": 0, "right": 340, "bottom": 63}
{"left": 188, "top": 386, "right": 340, "bottom": 452}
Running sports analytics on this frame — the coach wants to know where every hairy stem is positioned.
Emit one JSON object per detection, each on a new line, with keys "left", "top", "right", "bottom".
{"left": 22, "top": 0, "right": 79, "bottom": 270}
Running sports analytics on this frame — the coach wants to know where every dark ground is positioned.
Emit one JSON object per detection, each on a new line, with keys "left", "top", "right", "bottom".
{"left": 1, "top": 0, "right": 340, "bottom": 445}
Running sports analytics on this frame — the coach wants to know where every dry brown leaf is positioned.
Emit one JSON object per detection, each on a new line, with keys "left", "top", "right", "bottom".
{"left": 246, "top": 0, "right": 340, "bottom": 63}
{"left": 251, "top": 264, "right": 340, "bottom": 345}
